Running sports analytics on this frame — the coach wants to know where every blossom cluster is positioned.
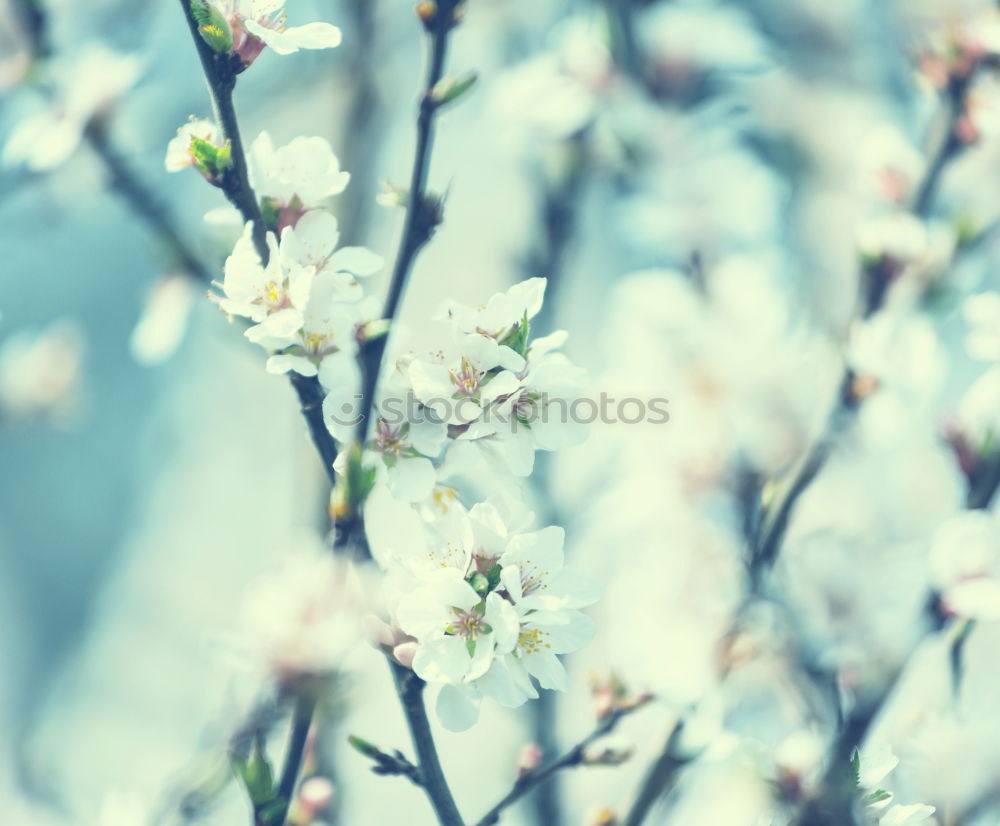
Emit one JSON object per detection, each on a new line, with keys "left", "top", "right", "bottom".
{"left": 167, "top": 75, "right": 595, "bottom": 729}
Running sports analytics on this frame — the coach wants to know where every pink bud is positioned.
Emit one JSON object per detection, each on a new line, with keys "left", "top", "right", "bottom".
{"left": 392, "top": 641, "right": 418, "bottom": 669}
{"left": 517, "top": 743, "right": 543, "bottom": 778}
{"left": 363, "top": 614, "right": 396, "bottom": 649}
{"left": 298, "top": 776, "right": 336, "bottom": 818}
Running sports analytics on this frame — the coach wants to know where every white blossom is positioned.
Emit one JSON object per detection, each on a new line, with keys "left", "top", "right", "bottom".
{"left": 929, "top": 511, "right": 1000, "bottom": 620}
{"left": 249, "top": 132, "right": 351, "bottom": 215}
{"left": 214, "top": 222, "right": 314, "bottom": 344}
{"left": 209, "top": 0, "right": 341, "bottom": 64}
{"left": 164, "top": 118, "right": 224, "bottom": 173}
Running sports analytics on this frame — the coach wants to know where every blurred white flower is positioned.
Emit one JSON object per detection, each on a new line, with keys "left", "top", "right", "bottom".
{"left": 849, "top": 310, "right": 945, "bottom": 400}
{"left": 2, "top": 48, "right": 141, "bottom": 171}
{"left": 963, "top": 292, "right": 1000, "bottom": 361}
{"left": 0, "top": 319, "right": 84, "bottom": 425}
{"left": 239, "top": 546, "right": 366, "bottom": 681}
{"left": 929, "top": 511, "right": 1000, "bottom": 620}
{"left": 129, "top": 274, "right": 196, "bottom": 367}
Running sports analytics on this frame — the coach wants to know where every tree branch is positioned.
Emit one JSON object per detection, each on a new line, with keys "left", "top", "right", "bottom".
{"left": 473, "top": 702, "right": 650, "bottom": 826}
{"left": 354, "top": 0, "right": 457, "bottom": 449}
{"left": 620, "top": 722, "right": 687, "bottom": 826}
{"left": 175, "top": 0, "right": 338, "bottom": 485}
{"left": 748, "top": 68, "right": 975, "bottom": 581}
{"left": 390, "top": 660, "right": 466, "bottom": 826}
{"left": 84, "top": 122, "right": 214, "bottom": 284}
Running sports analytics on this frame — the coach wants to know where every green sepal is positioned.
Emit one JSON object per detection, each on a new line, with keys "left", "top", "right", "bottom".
{"left": 190, "top": 135, "right": 231, "bottom": 180}
{"left": 430, "top": 71, "right": 478, "bottom": 108}
{"left": 499, "top": 311, "right": 530, "bottom": 358}
{"left": 191, "top": 1, "right": 234, "bottom": 53}
{"left": 468, "top": 572, "right": 490, "bottom": 596}
{"left": 864, "top": 789, "right": 891, "bottom": 804}
{"left": 348, "top": 735, "right": 381, "bottom": 759}
{"left": 231, "top": 738, "right": 277, "bottom": 807}
{"left": 344, "top": 443, "right": 378, "bottom": 509}
{"left": 260, "top": 197, "right": 282, "bottom": 232}
{"left": 850, "top": 748, "right": 861, "bottom": 788}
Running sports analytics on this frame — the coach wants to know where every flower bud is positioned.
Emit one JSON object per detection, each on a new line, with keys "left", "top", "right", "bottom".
{"left": 517, "top": 743, "right": 543, "bottom": 778}
{"left": 393, "top": 641, "right": 418, "bottom": 669}
{"left": 297, "top": 776, "right": 336, "bottom": 819}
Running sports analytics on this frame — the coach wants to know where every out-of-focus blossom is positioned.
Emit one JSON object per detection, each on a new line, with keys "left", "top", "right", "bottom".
{"left": 859, "top": 127, "right": 926, "bottom": 205}
{"left": 0, "top": 319, "right": 85, "bottom": 426}
{"left": 849, "top": 310, "right": 945, "bottom": 401}
{"left": 239, "top": 545, "right": 367, "bottom": 682}
{"left": 2, "top": 48, "right": 141, "bottom": 171}
{"left": 489, "top": 20, "right": 609, "bottom": 143}
{"left": 929, "top": 511, "right": 1000, "bottom": 620}
{"left": 640, "top": 2, "right": 770, "bottom": 84}
{"left": 129, "top": 274, "right": 196, "bottom": 367}
{"left": 963, "top": 292, "right": 1000, "bottom": 361}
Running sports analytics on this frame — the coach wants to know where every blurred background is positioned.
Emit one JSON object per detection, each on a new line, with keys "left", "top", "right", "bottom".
{"left": 3, "top": 0, "right": 1000, "bottom": 824}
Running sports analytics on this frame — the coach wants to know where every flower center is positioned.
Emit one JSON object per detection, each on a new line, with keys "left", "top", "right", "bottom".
{"left": 518, "top": 627, "right": 551, "bottom": 655}
{"left": 449, "top": 357, "right": 484, "bottom": 397}
{"left": 448, "top": 607, "right": 485, "bottom": 639}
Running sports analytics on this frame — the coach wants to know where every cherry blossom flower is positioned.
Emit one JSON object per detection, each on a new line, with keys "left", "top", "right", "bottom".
{"left": 206, "top": 0, "right": 342, "bottom": 65}
{"left": 214, "top": 222, "right": 314, "bottom": 344}
{"left": 439, "top": 276, "right": 546, "bottom": 345}
{"left": 164, "top": 117, "right": 227, "bottom": 177}
{"left": 396, "top": 568, "right": 520, "bottom": 685}
{"left": 461, "top": 330, "right": 588, "bottom": 475}
{"left": 249, "top": 132, "right": 351, "bottom": 222}
{"left": 406, "top": 334, "right": 522, "bottom": 426}
{"left": 258, "top": 271, "right": 358, "bottom": 381}
{"left": 278, "top": 210, "right": 382, "bottom": 302}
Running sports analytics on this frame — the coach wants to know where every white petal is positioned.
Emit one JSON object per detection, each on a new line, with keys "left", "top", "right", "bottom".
{"left": 435, "top": 683, "right": 481, "bottom": 731}
{"left": 266, "top": 353, "right": 317, "bottom": 377}
{"left": 387, "top": 456, "right": 436, "bottom": 502}
{"left": 412, "top": 635, "right": 470, "bottom": 683}
{"left": 327, "top": 246, "right": 384, "bottom": 276}
{"left": 523, "top": 650, "right": 567, "bottom": 691}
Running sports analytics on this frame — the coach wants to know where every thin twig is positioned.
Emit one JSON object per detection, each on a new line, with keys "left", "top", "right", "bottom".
{"left": 276, "top": 694, "right": 317, "bottom": 811}
{"left": 353, "top": 0, "right": 457, "bottom": 448}
{"left": 390, "top": 660, "right": 466, "bottom": 826}
{"left": 473, "top": 702, "right": 650, "bottom": 826}
{"left": 748, "top": 69, "right": 975, "bottom": 581}
{"left": 85, "top": 122, "right": 214, "bottom": 284}
{"left": 620, "top": 722, "right": 687, "bottom": 826}
{"left": 175, "top": 0, "right": 338, "bottom": 485}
